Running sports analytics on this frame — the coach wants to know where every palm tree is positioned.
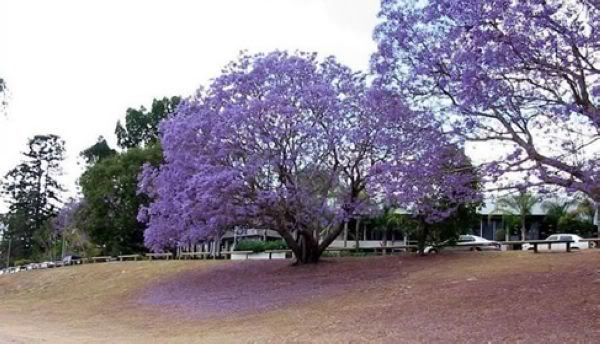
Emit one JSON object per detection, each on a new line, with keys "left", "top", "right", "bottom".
{"left": 574, "top": 198, "right": 598, "bottom": 237}
{"left": 542, "top": 199, "right": 574, "bottom": 234}
{"left": 495, "top": 191, "right": 540, "bottom": 241}
{"left": 575, "top": 198, "right": 596, "bottom": 221}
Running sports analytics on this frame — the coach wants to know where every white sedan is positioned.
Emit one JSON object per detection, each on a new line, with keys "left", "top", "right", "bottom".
{"left": 425, "top": 235, "right": 501, "bottom": 254}
{"left": 522, "top": 234, "right": 589, "bottom": 252}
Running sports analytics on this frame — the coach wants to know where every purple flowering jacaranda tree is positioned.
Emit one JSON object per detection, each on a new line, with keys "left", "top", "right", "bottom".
{"left": 138, "top": 51, "right": 479, "bottom": 263}
{"left": 52, "top": 199, "right": 83, "bottom": 235}
{"left": 373, "top": 0, "right": 600, "bottom": 201}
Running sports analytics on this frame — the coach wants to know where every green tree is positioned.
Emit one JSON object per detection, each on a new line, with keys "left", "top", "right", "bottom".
{"left": 78, "top": 144, "right": 162, "bottom": 255}
{"left": 495, "top": 192, "right": 540, "bottom": 241}
{"left": 115, "top": 96, "right": 180, "bottom": 149}
{"left": 80, "top": 136, "right": 117, "bottom": 165}
{"left": 574, "top": 198, "right": 596, "bottom": 223}
{"left": 414, "top": 201, "right": 480, "bottom": 255}
{"left": 371, "top": 207, "right": 414, "bottom": 254}
{"left": 75, "top": 96, "right": 177, "bottom": 255}
{"left": 542, "top": 200, "right": 574, "bottom": 234}
{"left": 542, "top": 198, "right": 596, "bottom": 237}
{"left": 556, "top": 214, "right": 595, "bottom": 236}
{"left": 1, "top": 134, "right": 66, "bottom": 260}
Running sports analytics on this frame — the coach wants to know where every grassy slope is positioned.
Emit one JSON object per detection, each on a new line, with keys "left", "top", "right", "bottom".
{"left": 1, "top": 251, "right": 600, "bottom": 343}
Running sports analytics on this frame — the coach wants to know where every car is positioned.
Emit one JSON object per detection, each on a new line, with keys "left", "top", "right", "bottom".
{"left": 425, "top": 235, "right": 502, "bottom": 255}
{"left": 62, "top": 255, "right": 82, "bottom": 265}
{"left": 40, "top": 261, "right": 55, "bottom": 269}
{"left": 522, "top": 234, "right": 589, "bottom": 252}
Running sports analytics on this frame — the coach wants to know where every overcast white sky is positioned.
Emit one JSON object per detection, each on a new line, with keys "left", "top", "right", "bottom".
{"left": 0, "top": 0, "right": 380, "bottom": 211}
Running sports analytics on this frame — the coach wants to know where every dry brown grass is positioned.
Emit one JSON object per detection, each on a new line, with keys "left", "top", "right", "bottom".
{"left": 1, "top": 251, "right": 600, "bottom": 343}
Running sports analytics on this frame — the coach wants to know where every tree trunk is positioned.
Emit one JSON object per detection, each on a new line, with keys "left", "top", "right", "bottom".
{"left": 417, "top": 222, "right": 429, "bottom": 256}
{"left": 382, "top": 228, "right": 388, "bottom": 256}
{"left": 295, "top": 231, "right": 321, "bottom": 264}
{"left": 343, "top": 221, "right": 348, "bottom": 247}
{"left": 521, "top": 214, "right": 527, "bottom": 241}
{"left": 354, "top": 219, "right": 360, "bottom": 252}
{"left": 278, "top": 229, "right": 320, "bottom": 264}
{"left": 277, "top": 221, "right": 349, "bottom": 265}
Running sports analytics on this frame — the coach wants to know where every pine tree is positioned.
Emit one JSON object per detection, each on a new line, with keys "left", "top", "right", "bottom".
{"left": 2, "top": 134, "right": 65, "bottom": 260}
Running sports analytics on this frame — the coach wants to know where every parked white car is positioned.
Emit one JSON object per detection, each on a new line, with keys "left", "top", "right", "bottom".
{"left": 522, "top": 234, "right": 589, "bottom": 252}
{"left": 40, "top": 261, "right": 55, "bottom": 269}
{"left": 425, "top": 235, "right": 501, "bottom": 254}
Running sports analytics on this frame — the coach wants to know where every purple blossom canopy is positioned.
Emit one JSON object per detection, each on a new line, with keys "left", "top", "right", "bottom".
{"left": 139, "top": 51, "right": 480, "bottom": 254}
{"left": 52, "top": 199, "right": 84, "bottom": 234}
{"left": 373, "top": 0, "right": 600, "bottom": 200}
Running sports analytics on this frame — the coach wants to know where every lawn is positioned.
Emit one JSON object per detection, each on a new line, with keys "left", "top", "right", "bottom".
{"left": 1, "top": 251, "right": 600, "bottom": 343}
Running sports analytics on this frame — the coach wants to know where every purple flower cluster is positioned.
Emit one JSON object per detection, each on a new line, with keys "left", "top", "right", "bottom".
{"left": 52, "top": 199, "right": 84, "bottom": 234}
{"left": 373, "top": 0, "right": 600, "bottom": 200}
{"left": 138, "top": 51, "right": 480, "bottom": 253}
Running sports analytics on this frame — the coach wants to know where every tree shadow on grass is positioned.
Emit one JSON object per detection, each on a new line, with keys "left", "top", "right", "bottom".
{"left": 135, "top": 256, "right": 412, "bottom": 319}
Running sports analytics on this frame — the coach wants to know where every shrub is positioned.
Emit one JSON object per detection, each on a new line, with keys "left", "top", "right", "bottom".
{"left": 13, "top": 258, "right": 33, "bottom": 267}
{"left": 263, "top": 240, "right": 287, "bottom": 251}
{"left": 235, "top": 240, "right": 287, "bottom": 253}
{"left": 558, "top": 215, "right": 595, "bottom": 236}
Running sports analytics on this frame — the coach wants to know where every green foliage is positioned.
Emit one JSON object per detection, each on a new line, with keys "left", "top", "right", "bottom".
{"left": 115, "top": 96, "right": 180, "bottom": 149}
{"left": 78, "top": 144, "right": 163, "bottom": 255}
{"left": 80, "top": 136, "right": 117, "bottom": 165}
{"left": 83, "top": 245, "right": 102, "bottom": 259}
{"left": 574, "top": 198, "right": 596, "bottom": 222}
{"left": 372, "top": 207, "right": 413, "bottom": 234}
{"left": 499, "top": 214, "right": 520, "bottom": 237}
{"left": 12, "top": 258, "right": 32, "bottom": 267}
{"left": 493, "top": 191, "right": 540, "bottom": 240}
{"left": 60, "top": 226, "right": 95, "bottom": 258}
{"left": 542, "top": 198, "right": 596, "bottom": 236}
{"left": 1, "top": 134, "right": 65, "bottom": 261}
{"left": 1, "top": 211, "right": 29, "bottom": 261}
{"left": 31, "top": 222, "right": 58, "bottom": 261}
{"left": 428, "top": 201, "right": 481, "bottom": 243}
{"left": 234, "top": 240, "right": 287, "bottom": 253}
{"left": 339, "top": 250, "right": 372, "bottom": 257}
{"left": 72, "top": 96, "right": 178, "bottom": 256}
{"left": 495, "top": 192, "right": 540, "bottom": 217}
{"left": 544, "top": 199, "right": 596, "bottom": 236}
{"left": 542, "top": 200, "right": 573, "bottom": 234}
{"left": 557, "top": 214, "right": 595, "bottom": 236}
{"left": 320, "top": 251, "right": 339, "bottom": 257}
